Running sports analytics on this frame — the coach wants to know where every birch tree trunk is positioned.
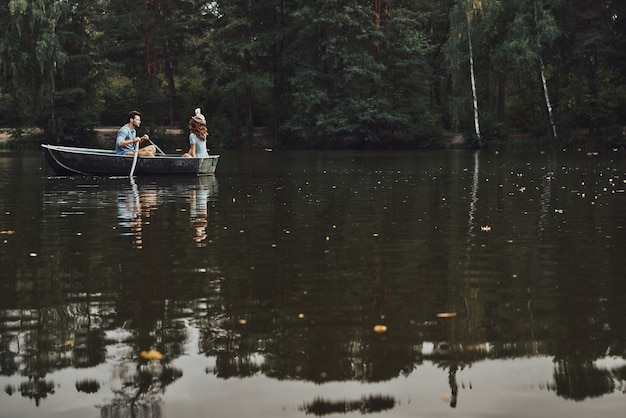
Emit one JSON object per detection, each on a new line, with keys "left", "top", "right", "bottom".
{"left": 539, "top": 57, "right": 557, "bottom": 140}
{"left": 467, "top": 22, "right": 482, "bottom": 146}
{"left": 535, "top": 2, "right": 557, "bottom": 140}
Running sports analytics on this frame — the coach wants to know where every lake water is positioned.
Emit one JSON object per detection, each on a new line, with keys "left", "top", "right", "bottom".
{"left": 1, "top": 148, "right": 626, "bottom": 418}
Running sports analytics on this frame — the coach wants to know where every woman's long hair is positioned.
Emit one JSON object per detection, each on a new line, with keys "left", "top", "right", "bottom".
{"left": 189, "top": 118, "right": 207, "bottom": 140}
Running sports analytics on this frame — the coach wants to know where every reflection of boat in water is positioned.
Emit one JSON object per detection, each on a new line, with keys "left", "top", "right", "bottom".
{"left": 45, "top": 173, "right": 218, "bottom": 196}
{"left": 189, "top": 175, "right": 215, "bottom": 246}
{"left": 114, "top": 176, "right": 218, "bottom": 248}
{"left": 117, "top": 180, "right": 158, "bottom": 249}
{"left": 43, "top": 175, "right": 218, "bottom": 248}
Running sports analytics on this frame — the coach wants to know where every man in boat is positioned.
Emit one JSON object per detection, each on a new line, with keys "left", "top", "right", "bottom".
{"left": 115, "top": 110, "right": 156, "bottom": 156}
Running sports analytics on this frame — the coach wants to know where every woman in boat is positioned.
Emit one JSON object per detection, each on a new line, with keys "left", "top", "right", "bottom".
{"left": 183, "top": 108, "right": 209, "bottom": 158}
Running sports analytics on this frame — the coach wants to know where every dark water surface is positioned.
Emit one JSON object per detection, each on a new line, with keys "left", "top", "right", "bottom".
{"left": 1, "top": 148, "right": 626, "bottom": 418}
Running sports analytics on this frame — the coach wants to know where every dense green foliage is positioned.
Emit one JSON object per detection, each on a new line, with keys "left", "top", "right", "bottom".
{"left": 1, "top": 0, "right": 625, "bottom": 148}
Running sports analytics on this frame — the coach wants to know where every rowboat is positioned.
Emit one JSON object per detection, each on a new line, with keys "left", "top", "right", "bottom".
{"left": 41, "top": 144, "right": 219, "bottom": 176}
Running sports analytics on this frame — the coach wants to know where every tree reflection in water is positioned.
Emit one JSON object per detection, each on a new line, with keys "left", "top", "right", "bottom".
{"left": 300, "top": 395, "right": 395, "bottom": 415}
{"left": 552, "top": 358, "right": 618, "bottom": 401}
{"left": 76, "top": 378, "right": 100, "bottom": 393}
{"left": 3, "top": 151, "right": 626, "bottom": 416}
{"left": 429, "top": 342, "right": 466, "bottom": 408}
{"left": 4, "top": 376, "right": 55, "bottom": 407}
{"left": 99, "top": 360, "right": 182, "bottom": 418}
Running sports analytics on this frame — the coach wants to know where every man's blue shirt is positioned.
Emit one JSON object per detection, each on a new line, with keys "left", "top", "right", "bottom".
{"left": 116, "top": 124, "right": 136, "bottom": 155}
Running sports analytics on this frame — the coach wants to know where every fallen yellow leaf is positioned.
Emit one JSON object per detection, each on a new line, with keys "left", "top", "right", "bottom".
{"left": 373, "top": 324, "right": 388, "bottom": 333}
{"left": 140, "top": 349, "right": 163, "bottom": 360}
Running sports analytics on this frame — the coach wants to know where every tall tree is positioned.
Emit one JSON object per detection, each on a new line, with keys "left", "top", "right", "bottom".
{"left": 145, "top": 0, "right": 198, "bottom": 126}
{"left": 417, "top": 0, "right": 457, "bottom": 126}
{"left": 94, "top": 0, "right": 197, "bottom": 125}
{"left": 374, "top": 3, "right": 438, "bottom": 143}
{"left": 446, "top": 0, "right": 484, "bottom": 146}
{"left": 208, "top": 0, "right": 276, "bottom": 146}
{"left": 0, "top": 0, "right": 67, "bottom": 133}
{"left": 495, "top": 0, "right": 561, "bottom": 140}
{"left": 556, "top": 0, "right": 626, "bottom": 138}
{"left": 280, "top": 0, "right": 392, "bottom": 144}
{"left": 49, "top": 0, "right": 101, "bottom": 143}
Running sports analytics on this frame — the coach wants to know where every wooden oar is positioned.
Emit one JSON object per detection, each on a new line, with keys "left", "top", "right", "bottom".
{"left": 148, "top": 138, "right": 166, "bottom": 156}
{"left": 129, "top": 139, "right": 139, "bottom": 177}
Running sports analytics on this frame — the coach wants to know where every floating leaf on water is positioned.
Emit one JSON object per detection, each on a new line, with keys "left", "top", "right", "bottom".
{"left": 373, "top": 324, "right": 387, "bottom": 333}
{"left": 140, "top": 349, "right": 163, "bottom": 360}
{"left": 437, "top": 312, "right": 457, "bottom": 318}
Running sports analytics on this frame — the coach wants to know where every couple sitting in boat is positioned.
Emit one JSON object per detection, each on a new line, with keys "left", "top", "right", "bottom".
{"left": 115, "top": 109, "right": 209, "bottom": 158}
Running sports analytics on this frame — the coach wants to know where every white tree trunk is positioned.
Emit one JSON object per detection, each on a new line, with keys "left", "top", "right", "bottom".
{"left": 539, "top": 58, "right": 557, "bottom": 140}
{"left": 468, "top": 25, "right": 481, "bottom": 144}
{"left": 534, "top": 2, "right": 557, "bottom": 141}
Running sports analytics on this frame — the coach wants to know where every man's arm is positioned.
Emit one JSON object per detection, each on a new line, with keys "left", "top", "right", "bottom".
{"left": 116, "top": 126, "right": 138, "bottom": 147}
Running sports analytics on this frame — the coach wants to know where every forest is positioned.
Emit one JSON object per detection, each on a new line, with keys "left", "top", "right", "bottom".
{"left": 1, "top": 0, "right": 626, "bottom": 149}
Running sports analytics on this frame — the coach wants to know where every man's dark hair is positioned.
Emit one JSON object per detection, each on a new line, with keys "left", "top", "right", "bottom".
{"left": 128, "top": 110, "right": 141, "bottom": 120}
